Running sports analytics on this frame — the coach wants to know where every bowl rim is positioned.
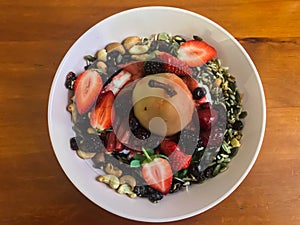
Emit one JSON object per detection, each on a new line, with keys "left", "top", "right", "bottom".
{"left": 48, "top": 6, "right": 266, "bottom": 223}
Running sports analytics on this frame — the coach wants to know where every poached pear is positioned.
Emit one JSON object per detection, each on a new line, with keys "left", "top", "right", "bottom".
{"left": 132, "top": 73, "right": 194, "bottom": 136}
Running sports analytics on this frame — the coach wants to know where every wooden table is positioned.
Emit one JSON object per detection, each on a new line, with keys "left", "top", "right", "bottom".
{"left": 1, "top": 1, "right": 299, "bottom": 224}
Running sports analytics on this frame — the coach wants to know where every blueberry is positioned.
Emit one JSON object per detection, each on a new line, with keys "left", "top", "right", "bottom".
{"left": 192, "top": 87, "right": 207, "bottom": 100}
{"left": 232, "top": 120, "right": 244, "bottom": 131}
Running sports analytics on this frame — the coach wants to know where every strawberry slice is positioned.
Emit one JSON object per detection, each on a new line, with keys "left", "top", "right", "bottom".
{"left": 74, "top": 69, "right": 102, "bottom": 114}
{"left": 157, "top": 52, "right": 193, "bottom": 76}
{"left": 160, "top": 140, "right": 180, "bottom": 156}
{"left": 168, "top": 150, "right": 192, "bottom": 172}
{"left": 178, "top": 40, "right": 216, "bottom": 67}
{"left": 90, "top": 91, "right": 115, "bottom": 131}
{"left": 118, "top": 61, "right": 145, "bottom": 80}
{"left": 160, "top": 140, "right": 192, "bottom": 171}
{"left": 141, "top": 148, "right": 173, "bottom": 195}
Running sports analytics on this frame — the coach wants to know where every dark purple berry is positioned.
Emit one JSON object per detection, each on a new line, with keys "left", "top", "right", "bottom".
{"left": 144, "top": 59, "right": 165, "bottom": 75}
{"left": 70, "top": 137, "right": 79, "bottom": 150}
{"left": 65, "top": 72, "right": 77, "bottom": 90}
{"left": 232, "top": 120, "right": 244, "bottom": 131}
{"left": 192, "top": 87, "right": 207, "bottom": 100}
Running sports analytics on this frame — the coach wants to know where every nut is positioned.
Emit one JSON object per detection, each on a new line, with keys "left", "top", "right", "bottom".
{"left": 67, "top": 103, "right": 77, "bottom": 123}
{"left": 105, "top": 163, "right": 122, "bottom": 177}
{"left": 122, "top": 36, "right": 141, "bottom": 50}
{"left": 92, "top": 152, "right": 105, "bottom": 166}
{"left": 76, "top": 150, "right": 96, "bottom": 159}
{"left": 119, "top": 175, "right": 136, "bottom": 190}
{"left": 214, "top": 77, "right": 222, "bottom": 87}
{"left": 96, "top": 61, "right": 107, "bottom": 73}
{"left": 105, "top": 42, "right": 126, "bottom": 55}
{"left": 97, "top": 174, "right": 120, "bottom": 189}
{"left": 128, "top": 44, "right": 150, "bottom": 55}
{"left": 87, "top": 127, "right": 96, "bottom": 134}
{"left": 117, "top": 184, "right": 137, "bottom": 198}
{"left": 131, "top": 53, "right": 149, "bottom": 61}
{"left": 96, "top": 49, "right": 107, "bottom": 62}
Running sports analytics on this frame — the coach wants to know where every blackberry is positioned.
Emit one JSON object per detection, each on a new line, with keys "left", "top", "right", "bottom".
{"left": 133, "top": 185, "right": 163, "bottom": 203}
{"left": 192, "top": 87, "right": 207, "bottom": 100}
{"left": 178, "top": 129, "right": 200, "bottom": 155}
{"left": 132, "top": 126, "right": 151, "bottom": 140}
{"left": 144, "top": 59, "right": 165, "bottom": 75}
{"left": 148, "top": 191, "right": 163, "bottom": 203}
{"left": 129, "top": 116, "right": 139, "bottom": 131}
{"left": 65, "top": 72, "right": 77, "bottom": 90}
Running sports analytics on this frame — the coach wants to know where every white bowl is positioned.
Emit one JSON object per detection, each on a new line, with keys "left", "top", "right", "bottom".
{"left": 48, "top": 6, "right": 266, "bottom": 223}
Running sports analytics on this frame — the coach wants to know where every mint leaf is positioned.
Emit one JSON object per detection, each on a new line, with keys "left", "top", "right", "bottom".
{"left": 134, "top": 153, "right": 146, "bottom": 162}
{"left": 130, "top": 160, "right": 141, "bottom": 168}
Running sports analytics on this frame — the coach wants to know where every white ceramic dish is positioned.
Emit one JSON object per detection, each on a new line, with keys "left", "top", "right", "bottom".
{"left": 48, "top": 6, "right": 266, "bottom": 223}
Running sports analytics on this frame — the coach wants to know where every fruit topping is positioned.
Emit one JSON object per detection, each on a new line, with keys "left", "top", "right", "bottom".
{"left": 74, "top": 69, "right": 102, "bottom": 114}
{"left": 119, "top": 61, "right": 145, "bottom": 80}
{"left": 192, "top": 87, "right": 207, "bottom": 100}
{"left": 168, "top": 149, "right": 192, "bottom": 172}
{"left": 144, "top": 59, "right": 165, "bottom": 75}
{"left": 200, "top": 127, "right": 224, "bottom": 147}
{"left": 132, "top": 73, "right": 194, "bottom": 136}
{"left": 65, "top": 71, "right": 77, "bottom": 90}
{"left": 90, "top": 91, "right": 115, "bottom": 131}
{"left": 160, "top": 140, "right": 192, "bottom": 171}
{"left": 159, "top": 140, "right": 179, "bottom": 156}
{"left": 178, "top": 40, "right": 216, "bottom": 67}
{"left": 157, "top": 52, "right": 193, "bottom": 76}
{"left": 141, "top": 148, "right": 173, "bottom": 195}
{"left": 198, "top": 108, "right": 218, "bottom": 131}
{"left": 103, "top": 70, "right": 132, "bottom": 95}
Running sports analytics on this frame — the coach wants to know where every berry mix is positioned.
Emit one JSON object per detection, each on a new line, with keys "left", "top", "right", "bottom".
{"left": 65, "top": 33, "right": 247, "bottom": 203}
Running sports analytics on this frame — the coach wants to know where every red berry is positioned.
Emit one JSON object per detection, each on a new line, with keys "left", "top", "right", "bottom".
{"left": 198, "top": 108, "right": 218, "bottom": 131}
{"left": 178, "top": 40, "right": 216, "bottom": 67}
{"left": 168, "top": 150, "right": 192, "bottom": 172}
{"left": 74, "top": 70, "right": 102, "bottom": 114}
{"left": 160, "top": 140, "right": 180, "bottom": 156}
{"left": 142, "top": 157, "right": 173, "bottom": 195}
{"left": 90, "top": 91, "right": 115, "bottom": 131}
{"left": 157, "top": 52, "right": 193, "bottom": 76}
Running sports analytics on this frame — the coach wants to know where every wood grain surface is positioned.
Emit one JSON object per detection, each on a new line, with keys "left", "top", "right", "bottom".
{"left": 0, "top": 1, "right": 299, "bottom": 225}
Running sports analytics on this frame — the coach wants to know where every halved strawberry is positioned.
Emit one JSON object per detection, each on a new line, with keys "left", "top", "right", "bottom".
{"left": 160, "top": 141, "right": 192, "bottom": 171}
{"left": 74, "top": 69, "right": 102, "bottom": 114}
{"left": 178, "top": 40, "right": 216, "bottom": 67}
{"left": 118, "top": 61, "right": 145, "bottom": 80}
{"left": 160, "top": 140, "right": 180, "bottom": 156}
{"left": 142, "top": 157, "right": 173, "bottom": 195}
{"left": 157, "top": 52, "right": 193, "bottom": 76}
{"left": 90, "top": 91, "right": 115, "bottom": 131}
{"left": 141, "top": 148, "right": 173, "bottom": 195}
{"left": 168, "top": 150, "right": 192, "bottom": 172}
